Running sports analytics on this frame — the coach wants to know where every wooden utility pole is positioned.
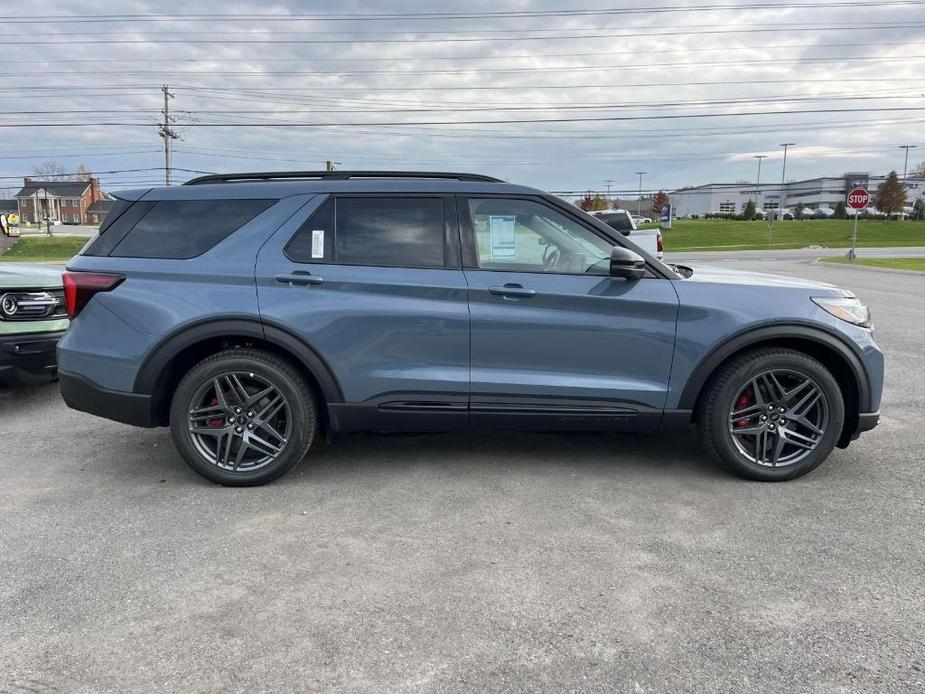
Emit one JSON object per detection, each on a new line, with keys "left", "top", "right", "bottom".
{"left": 159, "top": 85, "right": 179, "bottom": 186}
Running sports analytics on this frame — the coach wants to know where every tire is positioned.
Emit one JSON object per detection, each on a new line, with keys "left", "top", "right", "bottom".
{"left": 169, "top": 348, "right": 316, "bottom": 486}
{"left": 697, "top": 347, "right": 845, "bottom": 481}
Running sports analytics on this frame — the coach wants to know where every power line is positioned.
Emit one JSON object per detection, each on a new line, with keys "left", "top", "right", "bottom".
{"left": 3, "top": 1, "right": 921, "bottom": 22}
{"left": 7, "top": 22, "right": 924, "bottom": 44}
{"left": 4, "top": 53, "right": 921, "bottom": 77}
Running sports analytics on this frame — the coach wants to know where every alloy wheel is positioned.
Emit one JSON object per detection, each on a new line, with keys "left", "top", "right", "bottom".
{"left": 728, "top": 369, "right": 830, "bottom": 467}
{"left": 187, "top": 371, "right": 292, "bottom": 472}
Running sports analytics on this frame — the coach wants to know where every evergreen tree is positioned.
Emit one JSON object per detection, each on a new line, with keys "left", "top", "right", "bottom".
{"left": 742, "top": 199, "right": 756, "bottom": 220}
{"left": 834, "top": 200, "right": 847, "bottom": 219}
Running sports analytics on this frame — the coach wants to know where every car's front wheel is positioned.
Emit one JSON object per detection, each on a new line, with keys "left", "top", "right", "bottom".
{"left": 169, "top": 348, "right": 316, "bottom": 486}
{"left": 698, "top": 348, "right": 845, "bottom": 481}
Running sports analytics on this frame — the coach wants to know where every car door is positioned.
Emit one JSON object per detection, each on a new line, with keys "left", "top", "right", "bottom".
{"left": 256, "top": 193, "right": 470, "bottom": 432}
{"left": 459, "top": 195, "right": 680, "bottom": 432}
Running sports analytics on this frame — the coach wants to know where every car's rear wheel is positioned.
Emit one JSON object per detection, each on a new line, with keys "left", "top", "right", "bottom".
{"left": 698, "top": 348, "right": 845, "bottom": 481}
{"left": 169, "top": 348, "right": 316, "bottom": 486}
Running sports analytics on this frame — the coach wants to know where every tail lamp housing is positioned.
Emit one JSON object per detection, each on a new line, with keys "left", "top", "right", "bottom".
{"left": 62, "top": 272, "right": 124, "bottom": 320}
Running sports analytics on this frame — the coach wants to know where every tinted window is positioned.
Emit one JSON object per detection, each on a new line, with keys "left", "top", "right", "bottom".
{"left": 82, "top": 200, "right": 156, "bottom": 256}
{"left": 597, "top": 212, "right": 633, "bottom": 232}
{"left": 109, "top": 199, "right": 274, "bottom": 259}
{"left": 286, "top": 196, "right": 445, "bottom": 268}
{"left": 337, "top": 197, "right": 444, "bottom": 267}
{"left": 469, "top": 198, "right": 613, "bottom": 275}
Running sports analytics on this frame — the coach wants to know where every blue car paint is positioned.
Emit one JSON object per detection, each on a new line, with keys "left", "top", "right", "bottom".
{"left": 58, "top": 177, "right": 883, "bottom": 441}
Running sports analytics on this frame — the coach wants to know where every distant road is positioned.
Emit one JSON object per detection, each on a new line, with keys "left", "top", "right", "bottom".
{"left": 19, "top": 225, "right": 98, "bottom": 238}
{"left": 665, "top": 246, "right": 925, "bottom": 263}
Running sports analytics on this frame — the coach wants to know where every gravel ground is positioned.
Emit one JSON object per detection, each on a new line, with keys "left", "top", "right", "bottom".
{"left": 1, "top": 258, "right": 922, "bottom": 693}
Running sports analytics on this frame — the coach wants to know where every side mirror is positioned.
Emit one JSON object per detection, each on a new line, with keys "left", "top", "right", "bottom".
{"left": 609, "top": 246, "right": 645, "bottom": 280}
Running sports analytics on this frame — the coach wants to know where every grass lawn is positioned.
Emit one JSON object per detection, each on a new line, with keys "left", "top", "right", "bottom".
{"left": 0, "top": 235, "right": 87, "bottom": 262}
{"left": 819, "top": 256, "right": 925, "bottom": 272}
{"left": 656, "top": 219, "right": 925, "bottom": 252}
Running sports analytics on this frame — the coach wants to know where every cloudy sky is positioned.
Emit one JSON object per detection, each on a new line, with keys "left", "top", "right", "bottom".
{"left": 1, "top": 0, "right": 923, "bottom": 199}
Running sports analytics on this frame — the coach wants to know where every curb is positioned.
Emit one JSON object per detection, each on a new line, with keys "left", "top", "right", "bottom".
{"left": 811, "top": 258, "right": 925, "bottom": 276}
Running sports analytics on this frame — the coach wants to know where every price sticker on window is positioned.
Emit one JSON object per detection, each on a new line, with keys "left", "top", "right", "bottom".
{"left": 311, "top": 229, "right": 324, "bottom": 259}
{"left": 489, "top": 215, "right": 516, "bottom": 259}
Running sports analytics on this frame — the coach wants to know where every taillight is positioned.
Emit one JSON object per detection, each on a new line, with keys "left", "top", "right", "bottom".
{"left": 657, "top": 232, "right": 664, "bottom": 254}
{"left": 62, "top": 272, "right": 124, "bottom": 320}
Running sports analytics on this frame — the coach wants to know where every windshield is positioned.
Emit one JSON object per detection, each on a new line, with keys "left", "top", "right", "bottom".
{"left": 596, "top": 212, "right": 634, "bottom": 232}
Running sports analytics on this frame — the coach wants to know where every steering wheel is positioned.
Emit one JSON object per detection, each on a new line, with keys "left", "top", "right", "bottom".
{"left": 542, "top": 244, "right": 560, "bottom": 268}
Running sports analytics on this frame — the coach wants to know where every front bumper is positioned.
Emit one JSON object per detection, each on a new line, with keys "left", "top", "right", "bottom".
{"left": 58, "top": 370, "right": 155, "bottom": 427}
{"left": 0, "top": 330, "right": 65, "bottom": 385}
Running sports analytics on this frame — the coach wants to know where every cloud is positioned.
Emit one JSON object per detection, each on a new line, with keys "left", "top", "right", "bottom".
{"left": 1, "top": 0, "right": 923, "bottom": 197}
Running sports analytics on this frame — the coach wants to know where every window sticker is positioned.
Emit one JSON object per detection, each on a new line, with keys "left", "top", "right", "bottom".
{"left": 311, "top": 229, "right": 325, "bottom": 259}
{"left": 488, "top": 215, "right": 516, "bottom": 259}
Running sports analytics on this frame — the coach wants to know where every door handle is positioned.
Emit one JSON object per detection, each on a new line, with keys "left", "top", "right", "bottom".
{"left": 275, "top": 272, "right": 324, "bottom": 286}
{"left": 488, "top": 284, "right": 536, "bottom": 299}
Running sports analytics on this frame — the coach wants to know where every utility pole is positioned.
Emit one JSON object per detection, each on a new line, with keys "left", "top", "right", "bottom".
{"left": 159, "top": 85, "right": 179, "bottom": 186}
{"left": 605, "top": 179, "right": 614, "bottom": 196}
{"left": 753, "top": 154, "right": 767, "bottom": 202}
{"left": 325, "top": 160, "right": 340, "bottom": 172}
{"left": 635, "top": 171, "right": 646, "bottom": 217}
{"left": 899, "top": 145, "right": 916, "bottom": 180}
{"left": 769, "top": 143, "right": 795, "bottom": 244}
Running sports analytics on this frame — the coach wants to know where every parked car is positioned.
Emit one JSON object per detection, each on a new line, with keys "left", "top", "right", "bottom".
{"left": 632, "top": 215, "right": 653, "bottom": 225}
{"left": 0, "top": 265, "right": 67, "bottom": 385}
{"left": 58, "top": 171, "right": 882, "bottom": 486}
{"left": 589, "top": 209, "right": 663, "bottom": 259}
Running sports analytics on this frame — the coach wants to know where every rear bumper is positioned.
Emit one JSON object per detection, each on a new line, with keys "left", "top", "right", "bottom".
{"left": 58, "top": 370, "right": 156, "bottom": 427}
{"left": 0, "top": 330, "right": 64, "bottom": 385}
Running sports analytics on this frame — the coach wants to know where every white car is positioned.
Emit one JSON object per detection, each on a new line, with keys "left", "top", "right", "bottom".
{"left": 589, "top": 209, "right": 663, "bottom": 260}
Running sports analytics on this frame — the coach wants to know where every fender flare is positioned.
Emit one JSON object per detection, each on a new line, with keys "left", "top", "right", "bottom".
{"left": 677, "top": 323, "right": 871, "bottom": 411}
{"left": 133, "top": 317, "right": 343, "bottom": 404}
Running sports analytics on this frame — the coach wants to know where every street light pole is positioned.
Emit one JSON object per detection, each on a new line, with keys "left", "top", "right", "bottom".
{"left": 753, "top": 154, "right": 767, "bottom": 203}
{"left": 899, "top": 145, "right": 917, "bottom": 180}
{"left": 770, "top": 143, "right": 795, "bottom": 246}
{"left": 635, "top": 171, "right": 646, "bottom": 217}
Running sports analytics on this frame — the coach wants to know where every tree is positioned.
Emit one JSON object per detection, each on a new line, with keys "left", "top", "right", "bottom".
{"left": 834, "top": 200, "right": 847, "bottom": 219}
{"left": 742, "top": 199, "right": 756, "bottom": 220}
{"left": 912, "top": 161, "right": 925, "bottom": 178}
{"left": 31, "top": 161, "right": 70, "bottom": 181}
{"left": 794, "top": 202, "right": 806, "bottom": 218}
{"left": 578, "top": 193, "right": 609, "bottom": 212}
{"left": 74, "top": 163, "right": 92, "bottom": 181}
{"left": 650, "top": 191, "right": 670, "bottom": 216}
{"left": 875, "top": 170, "right": 907, "bottom": 218}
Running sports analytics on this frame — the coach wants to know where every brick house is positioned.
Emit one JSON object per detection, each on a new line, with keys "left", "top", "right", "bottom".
{"left": 14, "top": 177, "right": 106, "bottom": 225}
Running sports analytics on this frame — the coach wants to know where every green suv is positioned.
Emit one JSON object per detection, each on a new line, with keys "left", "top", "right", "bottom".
{"left": 0, "top": 265, "right": 67, "bottom": 385}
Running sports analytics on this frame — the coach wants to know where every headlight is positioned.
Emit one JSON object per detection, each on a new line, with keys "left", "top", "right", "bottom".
{"left": 812, "top": 295, "right": 871, "bottom": 328}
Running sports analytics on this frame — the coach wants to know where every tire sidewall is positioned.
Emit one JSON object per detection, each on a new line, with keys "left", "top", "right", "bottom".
{"left": 169, "top": 353, "right": 315, "bottom": 486}
{"left": 709, "top": 352, "right": 845, "bottom": 481}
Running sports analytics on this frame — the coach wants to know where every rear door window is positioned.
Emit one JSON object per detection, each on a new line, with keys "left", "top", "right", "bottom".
{"left": 286, "top": 196, "right": 446, "bottom": 268}
{"left": 98, "top": 199, "right": 274, "bottom": 259}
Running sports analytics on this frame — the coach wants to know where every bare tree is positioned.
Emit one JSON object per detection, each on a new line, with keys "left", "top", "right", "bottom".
{"left": 73, "top": 163, "right": 92, "bottom": 181}
{"left": 31, "top": 161, "right": 70, "bottom": 181}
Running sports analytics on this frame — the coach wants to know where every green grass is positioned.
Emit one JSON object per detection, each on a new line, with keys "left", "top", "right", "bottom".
{"left": 0, "top": 235, "right": 86, "bottom": 262}
{"left": 660, "top": 219, "right": 925, "bottom": 252}
{"left": 819, "top": 256, "right": 925, "bottom": 272}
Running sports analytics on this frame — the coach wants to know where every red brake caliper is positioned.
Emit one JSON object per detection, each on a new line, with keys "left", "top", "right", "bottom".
{"left": 208, "top": 396, "right": 224, "bottom": 427}
{"left": 734, "top": 389, "right": 753, "bottom": 429}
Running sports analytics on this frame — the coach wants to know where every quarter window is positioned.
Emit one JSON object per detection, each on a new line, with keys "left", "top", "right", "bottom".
{"left": 468, "top": 198, "right": 613, "bottom": 275}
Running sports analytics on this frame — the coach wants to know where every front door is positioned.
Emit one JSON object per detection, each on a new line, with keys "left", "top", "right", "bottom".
{"left": 459, "top": 196, "right": 680, "bottom": 431}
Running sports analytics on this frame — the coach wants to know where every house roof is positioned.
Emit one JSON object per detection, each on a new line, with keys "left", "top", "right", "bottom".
{"left": 15, "top": 180, "right": 90, "bottom": 197}
{"left": 87, "top": 200, "right": 114, "bottom": 212}
{"left": 0, "top": 200, "right": 17, "bottom": 212}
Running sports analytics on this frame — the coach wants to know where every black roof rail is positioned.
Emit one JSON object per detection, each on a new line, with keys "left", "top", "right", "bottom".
{"left": 184, "top": 170, "right": 504, "bottom": 185}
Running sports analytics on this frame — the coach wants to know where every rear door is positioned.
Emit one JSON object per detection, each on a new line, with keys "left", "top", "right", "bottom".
{"left": 256, "top": 194, "right": 470, "bottom": 432}
{"left": 459, "top": 195, "right": 679, "bottom": 431}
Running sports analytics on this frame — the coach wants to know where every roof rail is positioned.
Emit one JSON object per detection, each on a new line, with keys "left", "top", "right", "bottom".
{"left": 184, "top": 170, "right": 504, "bottom": 185}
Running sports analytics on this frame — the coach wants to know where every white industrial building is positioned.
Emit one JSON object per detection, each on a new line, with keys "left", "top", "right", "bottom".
{"left": 670, "top": 172, "right": 924, "bottom": 217}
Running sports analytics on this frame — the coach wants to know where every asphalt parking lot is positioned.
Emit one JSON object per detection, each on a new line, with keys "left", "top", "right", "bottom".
{"left": 1, "top": 257, "right": 923, "bottom": 693}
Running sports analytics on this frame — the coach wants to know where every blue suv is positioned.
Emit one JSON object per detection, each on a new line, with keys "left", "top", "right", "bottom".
{"left": 58, "top": 171, "right": 882, "bottom": 485}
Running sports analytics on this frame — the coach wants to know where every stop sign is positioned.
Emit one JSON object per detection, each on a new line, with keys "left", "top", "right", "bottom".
{"left": 847, "top": 188, "right": 869, "bottom": 210}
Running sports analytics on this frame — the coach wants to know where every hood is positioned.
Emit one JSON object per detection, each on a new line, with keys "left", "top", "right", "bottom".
{"left": 0, "top": 264, "right": 64, "bottom": 289}
{"left": 680, "top": 264, "right": 844, "bottom": 293}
